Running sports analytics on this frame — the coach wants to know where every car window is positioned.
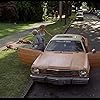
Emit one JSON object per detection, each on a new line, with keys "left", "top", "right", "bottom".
{"left": 76, "top": 13, "right": 83, "bottom": 16}
{"left": 45, "top": 40, "right": 84, "bottom": 52}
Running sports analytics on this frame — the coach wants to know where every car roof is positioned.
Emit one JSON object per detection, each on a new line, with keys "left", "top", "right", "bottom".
{"left": 50, "top": 34, "right": 83, "bottom": 41}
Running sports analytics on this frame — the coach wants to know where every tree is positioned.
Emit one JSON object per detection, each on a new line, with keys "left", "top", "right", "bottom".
{"left": 63, "top": 1, "right": 72, "bottom": 25}
{"left": 68, "top": 1, "right": 72, "bottom": 16}
{"left": 0, "top": 1, "right": 44, "bottom": 23}
{"left": 47, "top": 1, "right": 59, "bottom": 15}
{"left": 64, "top": 1, "right": 68, "bottom": 25}
{"left": 59, "top": 1, "right": 62, "bottom": 21}
{"left": 16, "top": 1, "right": 43, "bottom": 22}
{"left": 0, "top": 1, "right": 18, "bottom": 23}
{"left": 72, "top": 1, "right": 82, "bottom": 12}
{"left": 86, "top": 1, "right": 100, "bottom": 10}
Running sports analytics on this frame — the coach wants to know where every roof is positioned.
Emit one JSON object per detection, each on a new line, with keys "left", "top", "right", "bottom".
{"left": 50, "top": 34, "right": 83, "bottom": 41}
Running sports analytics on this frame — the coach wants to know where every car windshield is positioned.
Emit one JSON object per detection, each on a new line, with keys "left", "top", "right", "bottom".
{"left": 45, "top": 40, "right": 84, "bottom": 52}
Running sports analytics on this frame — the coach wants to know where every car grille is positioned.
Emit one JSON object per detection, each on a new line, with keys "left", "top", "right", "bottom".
{"left": 40, "top": 69, "right": 79, "bottom": 77}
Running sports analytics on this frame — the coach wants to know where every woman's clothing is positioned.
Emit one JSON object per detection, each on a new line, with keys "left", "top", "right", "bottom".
{"left": 32, "top": 29, "right": 45, "bottom": 51}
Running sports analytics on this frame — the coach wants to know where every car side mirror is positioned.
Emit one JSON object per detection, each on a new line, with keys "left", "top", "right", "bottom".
{"left": 92, "top": 49, "right": 96, "bottom": 53}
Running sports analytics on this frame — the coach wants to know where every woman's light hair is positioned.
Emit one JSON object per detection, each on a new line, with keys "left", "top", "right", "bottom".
{"left": 32, "top": 29, "right": 38, "bottom": 35}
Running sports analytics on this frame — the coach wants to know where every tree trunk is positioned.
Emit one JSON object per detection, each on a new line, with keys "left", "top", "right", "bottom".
{"left": 65, "top": 1, "right": 68, "bottom": 25}
{"left": 59, "top": 1, "right": 62, "bottom": 21}
{"left": 68, "top": 1, "right": 72, "bottom": 16}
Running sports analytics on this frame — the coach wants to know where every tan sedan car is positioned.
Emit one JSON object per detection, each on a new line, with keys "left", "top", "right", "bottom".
{"left": 18, "top": 34, "right": 100, "bottom": 85}
{"left": 76, "top": 12, "right": 84, "bottom": 21}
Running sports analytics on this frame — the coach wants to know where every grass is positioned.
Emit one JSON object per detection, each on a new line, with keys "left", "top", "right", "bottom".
{"left": 0, "top": 13, "right": 76, "bottom": 97}
{"left": 0, "top": 49, "right": 30, "bottom": 97}
{"left": 0, "top": 22, "right": 36, "bottom": 39}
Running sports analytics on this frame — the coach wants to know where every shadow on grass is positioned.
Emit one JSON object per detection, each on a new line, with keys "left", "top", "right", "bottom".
{"left": 0, "top": 22, "right": 35, "bottom": 39}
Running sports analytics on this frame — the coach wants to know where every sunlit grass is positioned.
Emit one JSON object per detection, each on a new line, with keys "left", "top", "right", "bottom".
{"left": 0, "top": 22, "right": 35, "bottom": 39}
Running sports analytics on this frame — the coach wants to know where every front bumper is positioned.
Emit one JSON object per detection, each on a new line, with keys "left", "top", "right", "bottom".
{"left": 30, "top": 74, "right": 89, "bottom": 85}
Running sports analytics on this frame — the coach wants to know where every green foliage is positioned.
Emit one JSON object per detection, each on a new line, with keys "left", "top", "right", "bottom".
{"left": 16, "top": 1, "right": 43, "bottom": 22}
{"left": 47, "top": 1, "right": 59, "bottom": 15}
{"left": 0, "top": 1, "right": 44, "bottom": 23}
{"left": 0, "top": 1, "right": 18, "bottom": 23}
{"left": 0, "top": 22, "right": 35, "bottom": 39}
{"left": 86, "top": 1, "right": 100, "bottom": 9}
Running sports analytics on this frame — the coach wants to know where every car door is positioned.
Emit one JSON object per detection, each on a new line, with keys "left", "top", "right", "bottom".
{"left": 82, "top": 36, "right": 89, "bottom": 52}
{"left": 88, "top": 51, "right": 100, "bottom": 68}
{"left": 17, "top": 47, "right": 42, "bottom": 64}
{"left": 82, "top": 36, "right": 100, "bottom": 68}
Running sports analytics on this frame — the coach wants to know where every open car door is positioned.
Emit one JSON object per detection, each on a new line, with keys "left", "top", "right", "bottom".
{"left": 17, "top": 47, "right": 42, "bottom": 65}
{"left": 88, "top": 51, "right": 100, "bottom": 68}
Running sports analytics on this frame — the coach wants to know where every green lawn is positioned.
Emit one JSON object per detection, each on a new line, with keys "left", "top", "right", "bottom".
{"left": 0, "top": 13, "right": 76, "bottom": 97}
{"left": 0, "top": 22, "right": 36, "bottom": 39}
{"left": 0, "top": 50, "right": 31, "bottom": 97}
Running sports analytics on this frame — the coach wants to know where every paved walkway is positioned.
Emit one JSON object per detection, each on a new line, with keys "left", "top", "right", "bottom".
{"left": 0, "top": 21, "right": 55, "bottom": 51}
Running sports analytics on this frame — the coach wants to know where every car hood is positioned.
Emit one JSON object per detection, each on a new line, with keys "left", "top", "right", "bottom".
{"left": 32, "top": 51, "right": 88, "bottom": 70}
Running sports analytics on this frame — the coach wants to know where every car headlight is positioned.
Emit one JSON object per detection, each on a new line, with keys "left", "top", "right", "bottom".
{"left": 31, "top": 68, "right": 39, "bottom": 74}
{"left": 79, "top": 70, "right": 88, "bottom": 77}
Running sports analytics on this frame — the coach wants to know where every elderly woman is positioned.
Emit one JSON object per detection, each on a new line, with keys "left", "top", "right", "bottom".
{"left": 31, "top": 25, "right": 52, "bottom": 51}
{"left": 31, "top": 29, "right": 44, "bottom": 51}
